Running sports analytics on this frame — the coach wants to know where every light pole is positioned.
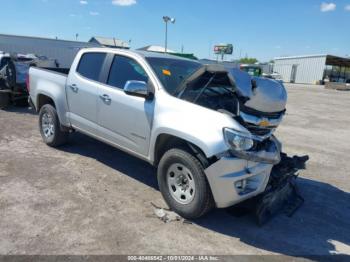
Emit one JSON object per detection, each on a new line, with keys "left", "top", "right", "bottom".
{"left": 163, "top": 16, "right": 175, "bottom": 53}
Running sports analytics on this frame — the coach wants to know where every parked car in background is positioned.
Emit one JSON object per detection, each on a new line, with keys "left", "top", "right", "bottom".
{"left": 240, "top": 64, "right": 262, "bottom": 77}
{"left": 262, "top": 72, "right": 283, "bottom": 83}
{"left": 29, "top": 48, "right": 288, "bottom": 219}
{"left": 0, "top": 51, "right": 58, "bottom": 108}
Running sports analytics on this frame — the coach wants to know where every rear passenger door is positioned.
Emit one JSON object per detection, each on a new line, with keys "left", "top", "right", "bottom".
{"left": 97, "top": 54, "right": 154, "bottom": 157}
{"left": 67, "top": 52, "right": 106, "bottom": 135}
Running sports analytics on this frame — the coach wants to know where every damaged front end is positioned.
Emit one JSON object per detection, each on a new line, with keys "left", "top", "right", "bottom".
{"left": 178, "top": 64, "right": 304, "bottom": 222}
{"left": 254, "top": 153, "right": 308, "bottom": 225}
{"left": 205, "top": 134, "right": 282, "bottom": 209}
{"left": 225, "top": 69, "right": 306, "bottom": 224}
{"left": 177, "top": 64, "right": 287, "bottom": 140}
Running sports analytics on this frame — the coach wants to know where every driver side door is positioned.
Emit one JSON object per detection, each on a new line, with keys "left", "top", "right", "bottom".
{"left": 97, "top": 54, "right": 154, "bottom": 157}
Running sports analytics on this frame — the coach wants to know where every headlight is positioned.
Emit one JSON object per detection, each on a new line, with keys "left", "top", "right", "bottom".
{"left": 223, "top": 128, "right": 254, "bottom": 151}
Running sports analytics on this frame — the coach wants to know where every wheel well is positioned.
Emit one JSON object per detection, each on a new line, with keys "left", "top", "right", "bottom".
{"left": 37, "top": 94, "right": 55, "bottom": 111}
{"left": 36, "top": 94, "right": 70, "bottom": 132}
{"left": 154, "top": 134, "right": 210, "bottom": 167}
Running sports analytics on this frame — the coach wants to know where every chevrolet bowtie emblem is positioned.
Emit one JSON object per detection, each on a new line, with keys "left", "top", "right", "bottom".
{"left": 259, "top": 119, "right": 270, "bottom": 127}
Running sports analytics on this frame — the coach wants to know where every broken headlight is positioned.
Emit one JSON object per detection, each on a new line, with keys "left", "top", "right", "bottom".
{"left": 223, "top": 128, "right": 254, "bottom": 151}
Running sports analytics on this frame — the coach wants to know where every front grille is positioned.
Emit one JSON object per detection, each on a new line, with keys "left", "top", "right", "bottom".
{"left": 240, "top": 104, "right": 285, "bottom": 119}
{"left": 238, "top": 106, "right": 284, "bottom": 138}
{"left": 244, "top": 123, "right": 274, "bottom": 137}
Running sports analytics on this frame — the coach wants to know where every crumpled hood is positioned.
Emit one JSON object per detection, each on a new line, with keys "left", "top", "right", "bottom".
{"left": 227, "top": 68, "right": 287, "bottom": 113}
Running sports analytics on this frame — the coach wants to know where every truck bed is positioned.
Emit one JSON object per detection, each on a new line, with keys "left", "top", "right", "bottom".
{"left": 29, "top": 66, "right": 69, "bottom": 103}
{"left": 39, "top": 67, "right": 70, "bottom": 75}
{"left": 29, "top": 67, "right": 69, "bottom": 86}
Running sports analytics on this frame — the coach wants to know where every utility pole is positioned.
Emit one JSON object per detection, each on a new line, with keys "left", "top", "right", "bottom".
{"left": 163, "top": 16, "right": 176, "bottom": 53}
{"left": 165, "top": 21, "right": 168, "bottom": 53}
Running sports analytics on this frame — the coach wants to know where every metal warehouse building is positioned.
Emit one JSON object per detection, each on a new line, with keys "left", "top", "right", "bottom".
{"left": 273, "top": 54, "right": 350, "bottom": 84}
{"left": 0, "top": 34, "right": 129, "bottom": 68}
{"left": 0, "top": 34, "right": 100, "bottom": 68}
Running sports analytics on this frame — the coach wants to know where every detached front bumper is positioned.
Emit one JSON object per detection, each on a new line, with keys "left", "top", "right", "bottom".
{"left": 204, "top": 136, "right": 281, "bottom": 208}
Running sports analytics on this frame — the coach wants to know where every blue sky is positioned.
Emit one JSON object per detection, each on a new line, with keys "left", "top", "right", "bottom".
{"left": 0, "top": 0, "right": 349, "bottom": 61}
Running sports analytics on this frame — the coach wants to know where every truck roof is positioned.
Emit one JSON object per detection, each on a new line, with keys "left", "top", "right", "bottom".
{"left": 80, "top": 47, "right": 196, "bottom": 62}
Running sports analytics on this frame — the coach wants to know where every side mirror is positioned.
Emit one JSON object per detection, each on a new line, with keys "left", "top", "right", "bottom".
{"left": 124, "top": 80, "right": 152, "bottom": 98}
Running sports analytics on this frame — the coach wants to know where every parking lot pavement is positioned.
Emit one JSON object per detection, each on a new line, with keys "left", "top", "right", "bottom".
{"left": 0, "top": 84, "right": 350, "bottom": 257}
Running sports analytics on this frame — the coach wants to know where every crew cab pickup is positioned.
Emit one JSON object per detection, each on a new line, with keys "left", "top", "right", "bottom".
{"left": 28, "top": 48, "right": 287, "bottom": 219}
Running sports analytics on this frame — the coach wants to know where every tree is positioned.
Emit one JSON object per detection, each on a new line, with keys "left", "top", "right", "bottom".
{"left": 239, "top": 57, "right": 258, "bottom": 64}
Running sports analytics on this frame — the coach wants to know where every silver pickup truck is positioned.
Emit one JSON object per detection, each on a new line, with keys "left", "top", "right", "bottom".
{"left": 28, "top": 48, "right": 287, "bottom": 219}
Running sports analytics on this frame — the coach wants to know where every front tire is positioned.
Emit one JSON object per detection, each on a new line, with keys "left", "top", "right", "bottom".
{"left": 157, "top": 148, "right": 214, "bottom": 219}
{"left": 39, "top": 104, "right": 68, "bottom": 147}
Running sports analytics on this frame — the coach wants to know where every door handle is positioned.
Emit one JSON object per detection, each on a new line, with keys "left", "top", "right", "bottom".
{"left": 69, "top": 84, "right": 79, "bottom": 93}
{"left": 100, "top": 94, "right": 111, "bottom": 103}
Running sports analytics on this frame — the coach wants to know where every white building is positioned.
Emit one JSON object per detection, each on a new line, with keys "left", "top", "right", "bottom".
{"left": 89, "top": 37, "right": 130, "bottom": 49}
{"left": 273, "top": 54, "right": 350, "bottom": 84}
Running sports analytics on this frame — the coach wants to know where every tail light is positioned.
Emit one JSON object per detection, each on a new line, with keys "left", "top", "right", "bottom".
{"left": 25, "top": 74, "right": 30, "bottom": 93}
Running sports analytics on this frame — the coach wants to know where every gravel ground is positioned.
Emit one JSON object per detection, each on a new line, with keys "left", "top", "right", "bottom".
{"left": 0, "top": 84, "right": 349, "bottom": 257}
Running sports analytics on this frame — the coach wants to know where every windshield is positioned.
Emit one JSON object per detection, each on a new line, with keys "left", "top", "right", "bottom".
{"left": 146, "top": 57, "right": 202, "bottom": 95}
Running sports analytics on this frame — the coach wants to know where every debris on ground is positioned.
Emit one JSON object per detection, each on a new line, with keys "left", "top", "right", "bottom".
{"left": 151, "top": 202, "right": 185, "bottom": 223}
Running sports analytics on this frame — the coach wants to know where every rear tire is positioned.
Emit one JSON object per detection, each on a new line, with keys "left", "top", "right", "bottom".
{"left": 0, "top": 93, "right": 10, "bottom": 109}
{"left": 157, "top": 148, "right": 214, "bottom": 219}
{"left": 39, "top": 104, "right": 68, "bottom": 147}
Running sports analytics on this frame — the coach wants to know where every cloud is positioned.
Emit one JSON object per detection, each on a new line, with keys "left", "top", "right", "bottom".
{"left": 80, "top": 0, "right": 88, "bottom": 4}
{"left": 112, "top": 0, "right": 137, "bottom": 6}
{"left": 320, "top": 2, "right": 336, "bottom": 12}
{"left": 89, "top": 11, "right": 100, "bottom": 16}
{"left": 345, "top": 5, "right": 350, "bottom": 11}
{"left": 70, "top": 14, "right": 82, "bottom": 18}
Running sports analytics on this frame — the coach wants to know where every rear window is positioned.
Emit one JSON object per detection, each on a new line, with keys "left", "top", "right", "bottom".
{"left": 77, "top": 52, "right": 106, "bottom": 81}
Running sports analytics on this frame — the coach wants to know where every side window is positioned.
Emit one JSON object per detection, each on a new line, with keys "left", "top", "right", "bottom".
{"left": 107, "top": 55, "right": 148, "bottom": 89}
{"left": 77, "top": 52, "right": 106, "bottom": 81}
